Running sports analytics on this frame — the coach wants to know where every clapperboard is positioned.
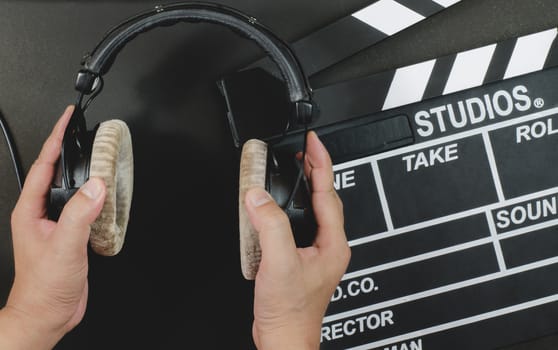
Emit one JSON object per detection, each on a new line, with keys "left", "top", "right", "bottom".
{"left": 220, "top": 1, "right": 558, "bottom": 349}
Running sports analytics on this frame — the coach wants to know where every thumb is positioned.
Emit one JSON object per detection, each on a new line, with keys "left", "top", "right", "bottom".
{"left": 54, "top": 177, "right": 106, "bottom": 253}
{"left": 244, "top": 188, "right": 298, "bottom": 266}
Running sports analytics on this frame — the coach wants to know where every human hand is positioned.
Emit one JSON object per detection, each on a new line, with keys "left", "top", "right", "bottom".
{"left": 244, "top": 131, "right": 351, "bottom": 350}
{"left": 0, "top": 105, "right": 106, "bottom": 350}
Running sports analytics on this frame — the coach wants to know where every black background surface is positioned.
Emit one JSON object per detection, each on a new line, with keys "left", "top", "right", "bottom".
{"left": 1, "top": 0, "right": 558, "bottom": 349}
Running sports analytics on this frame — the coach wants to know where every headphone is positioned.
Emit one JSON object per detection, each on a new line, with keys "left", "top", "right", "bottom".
{"left": 46, "top": 2, "right": 319, "bottom": 280}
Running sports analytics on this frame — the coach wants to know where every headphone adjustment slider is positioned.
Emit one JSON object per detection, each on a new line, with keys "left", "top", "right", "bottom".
{"left": 293, "top": 100, "right": 318, "bottom": 126}
{"left": 75, "top": 70, "right": 99, "bottom": 94}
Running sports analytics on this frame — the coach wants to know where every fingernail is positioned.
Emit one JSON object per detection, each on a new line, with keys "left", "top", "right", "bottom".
{"left": 247, "top": 188, "right": 272, "bottom": 207}
{"left": 310, "top": 130, "right": 323, "bottom": 145}
{"left": 81, "top": 178, "right": 103, "bottom": 200}
{"left": 64, "top": 105, "right": 75, "bottom": 115}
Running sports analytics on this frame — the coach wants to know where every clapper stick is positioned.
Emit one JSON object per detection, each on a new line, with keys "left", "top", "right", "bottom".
{"left": 241, "top": 0, "right": 462, "bottom": 77}
{"left": 311, "top": 27, "right": 558, "bottom": 129}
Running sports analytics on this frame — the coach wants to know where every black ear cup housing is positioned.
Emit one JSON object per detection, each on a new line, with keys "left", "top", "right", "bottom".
{"left": 266, "top": 147, "right": 317, "bottom": 248}
{"left": 48, "top": 126, "right": 97, "bottom": 222}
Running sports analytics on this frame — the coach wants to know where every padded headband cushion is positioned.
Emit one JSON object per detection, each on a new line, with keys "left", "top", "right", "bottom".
{"left": 89, "top": 120, "right": 134, "bottom": 256}
{"left": 238, "top": 139, "right": 268, "bottom": 280}
{"left": 82, "top": 4, "right": 311, "bottom": 103}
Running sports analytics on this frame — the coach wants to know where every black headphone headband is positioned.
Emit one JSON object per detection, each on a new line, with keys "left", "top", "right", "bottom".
{"left": 76, "top": 2, "right": 314, "bottom": 108}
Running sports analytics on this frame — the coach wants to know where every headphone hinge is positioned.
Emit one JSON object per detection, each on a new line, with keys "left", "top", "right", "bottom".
{"left": 75, "top": 69, "right": 99, "bottom": 94}
{"left": 293, "top": 100, "right": 319, "bottom": 126}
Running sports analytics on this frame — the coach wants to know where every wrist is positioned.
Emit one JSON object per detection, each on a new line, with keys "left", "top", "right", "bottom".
{"left": 255, "top": 324, "right": 320, "bottom": 350}
{"left": 0, "top": 305, "right": 64, "bottom": 350}
{"left": 257, "top": 338, "right": 317, "bottom": 350}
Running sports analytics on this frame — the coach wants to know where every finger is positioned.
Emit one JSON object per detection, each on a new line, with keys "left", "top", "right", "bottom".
{"left": 244, "top": 188, "right": 298, "bottom": 266}
{"left": 16, "top": 105, "right": 75, "bottom": 219}
{"left": 54, "top": 177, "right": 106, "bottom": 254}
{"left": 304, "top": 131, "right": 335, "bottom": 192}
{"left": 304, "top": 132, "right": 346, "bottom": 248}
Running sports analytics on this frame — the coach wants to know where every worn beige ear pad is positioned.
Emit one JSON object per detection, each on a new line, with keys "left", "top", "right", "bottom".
{"left": 238, "top": 139, "right": 268, "bottom": 280}
{"left": 89, "top": 120, "right": 134, "bottom": 256}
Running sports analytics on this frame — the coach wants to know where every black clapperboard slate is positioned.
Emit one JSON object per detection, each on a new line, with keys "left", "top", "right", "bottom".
{"left": 220, "top": 1, "right": 558, "bottom": 349}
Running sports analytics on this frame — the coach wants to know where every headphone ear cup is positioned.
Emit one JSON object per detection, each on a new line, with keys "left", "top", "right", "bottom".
{"left": 89, "top": 119, "right": 134, "bottom": 256}
{"left": 238, "top": 139, "right": 268, "bottom": 280}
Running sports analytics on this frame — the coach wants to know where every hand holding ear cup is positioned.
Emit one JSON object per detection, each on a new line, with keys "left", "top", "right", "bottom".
{"left": 238, "top": 139, "right": 268, "bottom": 280}
{"left": 88, "top": 120, "right": 134, "bottom": 256}
{"left": 238, "top": 138, "right": 318, "bottom": 280}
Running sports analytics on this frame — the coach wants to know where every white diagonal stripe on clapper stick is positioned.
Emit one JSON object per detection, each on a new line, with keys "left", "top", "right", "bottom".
{"left": 352, "top": 0, "right": 424, "bottom": 36}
